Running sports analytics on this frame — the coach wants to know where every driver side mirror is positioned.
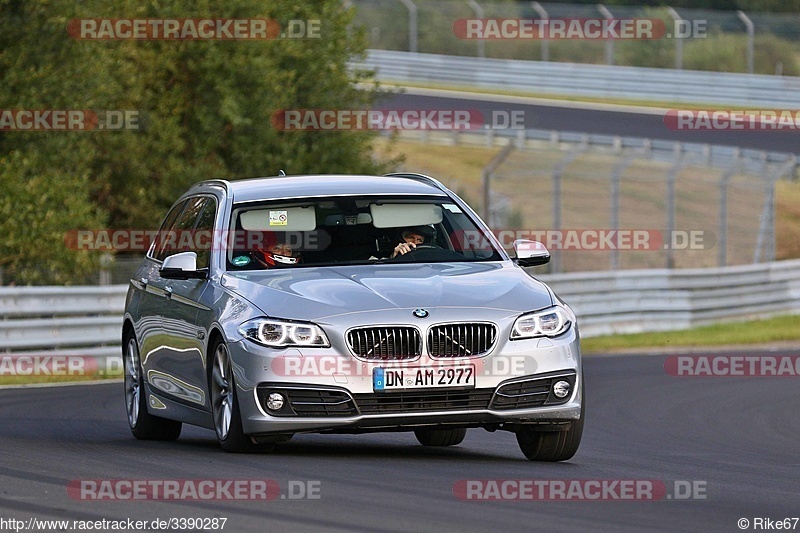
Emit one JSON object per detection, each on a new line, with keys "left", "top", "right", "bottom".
{"left": 513, "top": 239, "right": 550, "bottom": 267}
{"left": 160, "top": 252, "right": 208, "bottom": 280}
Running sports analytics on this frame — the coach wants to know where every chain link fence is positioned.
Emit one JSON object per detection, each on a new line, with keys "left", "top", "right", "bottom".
{"left": 390, "top": 129, "right": 796, "bottom": 273}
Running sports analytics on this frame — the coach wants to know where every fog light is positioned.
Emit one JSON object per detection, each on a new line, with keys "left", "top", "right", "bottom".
{"left": 266, "top": 392, "right": 285, "bottom": 411}
{"left": 552, "top": 380, "right": 571, "bottom": 399}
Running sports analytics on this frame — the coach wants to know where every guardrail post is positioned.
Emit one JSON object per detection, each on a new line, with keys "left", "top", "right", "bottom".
{"left": 398, "top": 0, "right": 418, "bottom": 53}
{"left": 737, "top": 10, "right": 754, "bottom": 74}
{"left": 531, "top": 2, "right": 549, "bottom": 62}
{"left": 467, "top": 0, "right": 485, "bottom": 58}
{"left": 666, "top": 7, "right": 683, "bottom": 70}
{"left": 99, "top": 253, "right": 112, "bottom": 286}
{"left": 597, "top": 5, "right": 615, "bottom": 66}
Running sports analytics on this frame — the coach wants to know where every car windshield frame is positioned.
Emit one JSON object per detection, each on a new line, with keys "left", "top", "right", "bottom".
{"left": 224, "top": 194, "right": 505, "bottom": 271}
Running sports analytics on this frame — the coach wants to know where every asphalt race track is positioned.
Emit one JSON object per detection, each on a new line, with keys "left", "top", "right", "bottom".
{"left": 379, "top": 91, "right": 800, "bottom": 155}
{"left": 1, "top": 352, "right": 797, "bottom": 532}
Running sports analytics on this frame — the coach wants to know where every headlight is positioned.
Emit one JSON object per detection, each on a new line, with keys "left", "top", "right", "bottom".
{"left": 510, "top": 306, "right": 573, "bottom": 339}
{"left": 238, "top": 318, "right": 330, "bottom": 348}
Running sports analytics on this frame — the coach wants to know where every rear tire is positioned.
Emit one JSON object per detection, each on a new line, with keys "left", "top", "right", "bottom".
{"left": 209, "top": 339, "right": 274, "bottom": 453}
{"left": 414, "top": 427, "right": 467, "bottom": 447}
{"left": 124, "top": 334, "right": 182, "bottom": 441}
{"left": 516, "top": 384, "right": 584, "bottom": 462}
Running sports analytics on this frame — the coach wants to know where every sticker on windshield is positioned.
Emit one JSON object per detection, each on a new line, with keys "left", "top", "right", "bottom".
{"left": 443, "top": 203, "right": 462, "bottom": 213}
{"left": 232, "top": 255, "right": 251, "bottom": 266}
{"left": 269, "top": 210, "right": 288, "bottom": 226}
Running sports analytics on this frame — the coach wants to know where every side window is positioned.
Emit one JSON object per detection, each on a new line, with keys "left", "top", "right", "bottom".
{"left": 193, "top": 197, "right": 217, "bottom": 270}
{"left": 150, "top": 200, "right": 188, "bottom": 262}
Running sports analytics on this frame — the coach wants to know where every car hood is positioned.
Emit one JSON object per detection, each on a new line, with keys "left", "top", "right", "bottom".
{"left": 221, "top": 262, "right": 553, "bottom": 321}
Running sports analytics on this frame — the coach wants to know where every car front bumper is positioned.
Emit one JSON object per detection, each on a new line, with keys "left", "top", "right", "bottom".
{"left": 228, "top": 328, "right": 583, "bottom": 435}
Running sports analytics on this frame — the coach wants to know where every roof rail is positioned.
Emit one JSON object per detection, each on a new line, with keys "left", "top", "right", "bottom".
{"left": 383, "top": 172, "right": 448, "bottom": 192}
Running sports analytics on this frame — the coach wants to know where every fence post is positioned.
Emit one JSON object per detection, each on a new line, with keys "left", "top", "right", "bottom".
{"left": 609, "top": 152, "right": 642, "bottom": 270}
{"left": 531, "top": 2, "right": 550, "bottom": 62}
{"left": 717, "top": 168, "right": 736, "bottom": 267}
{"left": 398, "top": 0, "right": 418, "bottom": 53}
{"left": 737, "top": 10, "right": 754, "bottom": 74}
{"left": 666, "top": 7, "right": 683, "bottom": 70}
{"left": 481, "top": 141, "right": 515, "bottom": 222}
{"left": 467, "top": 0, "right": 485, "bottom": 58}
{"left": 597, "top": 5, "right": 615, "bottom": 66}
{"left": 665, "top": 146, "right": 682, "bottom": 268}
{"left": 551, "top": 140, "right": 588, "bottom": 273}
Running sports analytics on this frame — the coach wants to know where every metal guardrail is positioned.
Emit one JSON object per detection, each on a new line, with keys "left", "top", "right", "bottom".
{"left": 538, "top": 258, "right": 800, "bottom": 337}
{"left": 2, "top": 260, "right": 800, "bottom": 371}
{"left": 358, "top": 49, "right": 800, "bottom": 108}
{"left": 0, "top": 286, "right": 126, "bottom": 375}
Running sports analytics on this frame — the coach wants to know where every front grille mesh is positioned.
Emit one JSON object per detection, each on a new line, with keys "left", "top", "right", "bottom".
{"left": 428, "top": 323, "right": 497, "bottom": 357}
{"left": 347, "top": 326, "right": 421, "bottom": 360}
{"left": 354, "top": 388, "right": 494, "bottom": 414}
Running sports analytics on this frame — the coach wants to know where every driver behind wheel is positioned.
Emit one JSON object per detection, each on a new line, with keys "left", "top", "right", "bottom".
{"left": 391, "top": 225, "right": 435, "bottom": 257}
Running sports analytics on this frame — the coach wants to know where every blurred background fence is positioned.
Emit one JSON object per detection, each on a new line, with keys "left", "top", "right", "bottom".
{"left": 348, "top": 0, "right": 800, "bottom": 75}
{"left": 388, "top": 128, "right": 798, "bottom": 273}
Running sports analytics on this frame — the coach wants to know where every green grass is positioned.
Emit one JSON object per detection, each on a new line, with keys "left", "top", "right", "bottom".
{"left": 0, "top": 373, "right": 122, "bottom": 387}
{"left": 381, "top": 81, "right": 762, "bottom": 110}
{"left": 581, "top": 314, "right": 800, "bottom": 354}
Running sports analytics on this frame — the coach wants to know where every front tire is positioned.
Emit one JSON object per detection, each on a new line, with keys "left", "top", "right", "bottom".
{"left": 210, "top": 339, "right": 274, "bottom": 453}
{"left": 516, "top": 385, "right": 584, "bottom": 461}
{"left": 414, "top": 427, "right": 467, "bottom": 447}
{"left": 124, "top": 334, "right": 182, "bottom": 441}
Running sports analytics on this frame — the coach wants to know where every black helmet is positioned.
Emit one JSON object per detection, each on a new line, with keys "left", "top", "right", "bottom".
{"left": 402, "top": 225, "right": 436, "bottom": 241}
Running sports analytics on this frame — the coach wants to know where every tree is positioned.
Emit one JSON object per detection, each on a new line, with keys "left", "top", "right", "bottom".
{"left": 0, "top": 0, "right": 394, "bottom": 284}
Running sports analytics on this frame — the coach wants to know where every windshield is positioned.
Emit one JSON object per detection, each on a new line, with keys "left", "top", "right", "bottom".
{"left": 226, "top": 196, "right": 504, "bottom": 270}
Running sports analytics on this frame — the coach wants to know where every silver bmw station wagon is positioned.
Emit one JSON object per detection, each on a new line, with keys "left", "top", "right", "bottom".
{"left": 123, "top": 173, "right": 584, "bottom": 461}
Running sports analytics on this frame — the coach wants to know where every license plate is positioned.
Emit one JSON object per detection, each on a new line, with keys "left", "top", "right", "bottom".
{"left": 373, "top": 365, "right": 476, "bottom": 392}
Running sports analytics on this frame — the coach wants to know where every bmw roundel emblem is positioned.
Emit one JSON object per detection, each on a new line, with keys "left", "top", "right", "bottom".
{"left": 412, "top": 308, "right": 429, "bottom": 319}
